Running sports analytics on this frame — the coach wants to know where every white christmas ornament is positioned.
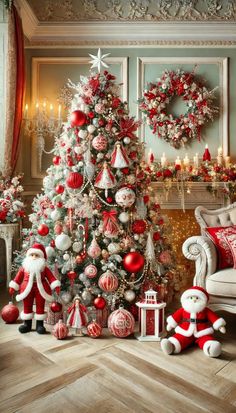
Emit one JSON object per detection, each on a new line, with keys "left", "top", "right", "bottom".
{"left": 60, "top": 291, "right": 72, "bottom": 304}
{"left": 124, "top": 289, "right": 136, "bottom": 302}
{"left": 78, "top": 129, "right": 88, "bottom": 139}
{"left": 82, "top": 289, "right": 92, "bottom": 305}
{"left": 87, "top": 124, "right": 96, "bottom": 134}
{"left": 115, "top": 187, "right": 136, "bottom": 208}
{"left": 50, "top": 210, "right": 61, "bottom": 221}
{"left": 118, "top": 212, "right": 130, "bottom": 223}
{"left": 45, "top": 246, "right": 55, "bottom": 258}
{"left": 72, "top": 241, "right": 82, "bottom": 252}
{"left": 55, "top": 233, "right": 72, "bottom": 251}
{"left": 63, "top": 253, "right": 70, "bottom": 260}
{"left": 79, "top": 273, "right": 87, "bottom": 282}
{"left": 107, "top": 242, "right": 120, "bottom": 254}
{"left": 123, "top": 137, "right": 131, "bottom": 144}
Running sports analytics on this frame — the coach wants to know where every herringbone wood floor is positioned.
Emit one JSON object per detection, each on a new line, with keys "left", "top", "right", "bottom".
{"left": 0, "top": 292, "right": 236, "bottom": 413}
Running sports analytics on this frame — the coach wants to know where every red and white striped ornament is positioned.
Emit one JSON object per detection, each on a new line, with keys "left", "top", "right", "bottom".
{"left": 84, "top": 264, "right": 98, "bottom": 279}
{"left": 110, "top": 143, "right": 130, "bottom": 169}
{"left": 94, "top": 162, "right": 116, "bottom": 191}
{"left": 52, "top": 319, "right": 69, "bottom": 340}
{"left": 87, "top": 321, "right": 102, "bottom": 338}
{"left": 98, "top": 270, "right": 119, "bottom": 292}
{"left": 92, "top": 134, "right": 108, "bottom": 151}
{"left": 108, "top": 306, "right": 135, "bottom": 338}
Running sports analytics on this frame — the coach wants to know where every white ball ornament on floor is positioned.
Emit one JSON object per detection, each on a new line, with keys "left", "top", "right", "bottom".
{"left": 115, "top": 187, "right": 136, "bottom": 208}
{"left": 55, "top": 233, "right": 72, "bottom": 251}
{"left": 108, "top": 307, "right": 135, "bottom": 338}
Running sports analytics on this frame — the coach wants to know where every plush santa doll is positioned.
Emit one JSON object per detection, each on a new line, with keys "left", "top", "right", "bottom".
{"left": 161, "top": 286, "right": 226, "bottom": 357}
{"left": 9, "top": 243, "right": 61, "bottom": 334}
{"left": 67, "top": 295, "right": 88, "bottom": 335}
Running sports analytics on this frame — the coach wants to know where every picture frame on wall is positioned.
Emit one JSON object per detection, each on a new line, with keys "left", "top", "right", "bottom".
{"left": 30, "top": 56, "right": 128, "bottom": 178}
{"left": 137, "top": 57, "right": 228, "bottom": 162}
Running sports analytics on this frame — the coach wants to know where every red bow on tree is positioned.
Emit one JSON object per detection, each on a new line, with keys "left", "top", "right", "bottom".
{"left": 118, "top": 118, "right": 141, "bottom": 140}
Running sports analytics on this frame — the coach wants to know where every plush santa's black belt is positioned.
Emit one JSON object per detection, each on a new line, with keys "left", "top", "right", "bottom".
{"left": 182, "top": 318, "right": 209, "bottom": 323}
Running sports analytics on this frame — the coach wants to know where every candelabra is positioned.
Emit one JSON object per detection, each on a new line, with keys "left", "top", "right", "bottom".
{"left": 23, "top": 103, "right": 63, "bottom": 172}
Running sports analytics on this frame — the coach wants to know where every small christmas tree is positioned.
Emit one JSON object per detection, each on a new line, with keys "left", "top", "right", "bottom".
{"left": 19, "top": 51, "right": 175, "bottom": 315}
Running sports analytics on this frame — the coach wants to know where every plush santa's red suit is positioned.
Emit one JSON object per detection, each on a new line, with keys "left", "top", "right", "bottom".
{"left": 161, "top": 286, "right": 226, "bottom": 357}
{"left": 9, "top": 243, "right": 61, "bottom": 334}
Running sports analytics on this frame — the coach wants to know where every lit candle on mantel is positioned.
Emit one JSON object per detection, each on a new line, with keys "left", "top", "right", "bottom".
{"left": 217, "top": 146, "right": 223, "bottom": 166}
{"left": 183, "top": 154, "right": 190, "bottom": 168}
{"left": 175, "top": 156, "right": 182, "bottom": 168}
{"left": 161, "top": 152, "right": 167, "bottom": 167}
{"left": 24, "top": 104, "right": 28, "bottom": 119}
{"left": 50, "top": 104, "right": 54, "bottom": 119}
{"left": 225, "top": 155, "right": 231, "bottom": 168}
{"left": 193, "top": 153, "right": 199, "bottom": 168}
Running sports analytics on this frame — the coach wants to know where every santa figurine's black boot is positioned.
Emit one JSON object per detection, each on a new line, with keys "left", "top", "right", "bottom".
{"left": 19, "top": 320, "right": 32, "bottom": 334}
{"left": 36, "top": 320, "right": 46, "bottom": 334}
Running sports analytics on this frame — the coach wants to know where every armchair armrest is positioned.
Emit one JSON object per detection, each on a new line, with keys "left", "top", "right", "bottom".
{"left": 182, "top": 236, "right": 217, "bottom": 288}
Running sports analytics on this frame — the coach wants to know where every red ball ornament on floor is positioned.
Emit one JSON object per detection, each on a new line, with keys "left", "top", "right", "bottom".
{"left": 132, "top": 219, "right": 147, "bottom": 234}
{"left": 94, "top": 295, "right": 106, "bottom": 310}
{"left": 52, "top": 320, "right": 69, "bottom": 340}
{"left": 87, "top": 321, "right": 102, "bottom": 338}
{"left": 66, "top": 172, "right": 83, "bottom": 189}
{"left": 50, "top": 301, "right": 63, "bottom": 313}
{"left": 123, "top": 251, "right": 145, "bottom": 273}
{"left": 98, "top": 270, "right": 119, "bottom": 293}
{"left": 1, "top": 302, "right": 19, "bottom": 323}
{"left": 38, "top": 223, "right": 49, "bottom": 236}
{"left": 108, "top": 306, "right": 135, "bottom": 338}
{"left": 71, "top": 110, "right": 87, "bottom": 127}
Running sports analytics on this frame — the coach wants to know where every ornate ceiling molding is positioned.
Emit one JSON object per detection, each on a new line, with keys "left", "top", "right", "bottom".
{"left": 16, "top": 0, "right": 236, "bottom": 46}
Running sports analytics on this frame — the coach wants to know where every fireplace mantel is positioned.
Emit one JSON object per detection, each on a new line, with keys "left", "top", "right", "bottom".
{"left": 151, "top": 182, "right": 229, "bottom": 210}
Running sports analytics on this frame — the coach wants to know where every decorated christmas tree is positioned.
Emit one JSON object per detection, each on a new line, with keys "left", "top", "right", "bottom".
{"left": 18, "top": 51, "right": 175, "bottom": 319}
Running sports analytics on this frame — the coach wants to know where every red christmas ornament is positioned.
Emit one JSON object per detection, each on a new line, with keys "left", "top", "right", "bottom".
{"left": 50, "top": 301, "right": 63, "bottom": 313}
{"left": 67, "top": 159, "right": 74, "bottom": 167}
{"left": 143, "top": 195, "right": 149, "bottom": 204}
{"left": 1, "top": 302, "right": 19, "bottom": 323}
{"left": 55, "top": 184, "right": 64, "bottom": 194}
{"left": 87, "top": 321, "right": 102, "bottom": 338}
{"left": 153, "top": 232, "right": 161, "bottom": 241}
{"left": 52, "top": 320, "right": 69, "bottom": 340}
{"left": 94, "top": 295, "right": 106, "bottom": 310}
{"left": 56, "top": 201, "right": 63, "bottom": 208}
{"left": 132, "top": 219, "right": 147, "bottom": 234}
{"left": 88, "top": 111, "right": 95, "bottom": 119}
{"left": 98, "top": 118, "right": 105, "bottom": 126}
{"left": 123, "top": 251, "right": 145, "bottom": 273}
{"left": 53, "top": 156, "right": 61, "bottom": 165}
{"left": 71, "top": 110, "right": 87, "bottom": 127}
{"left": 66, "top": 172, "right": 83, "bottom": 189}
{"left": 38, "top": 224, "right": 49, "bottom": 236}
{"left": 50, "top": 240, "right": 55, "bottom": 247}
{"left": 67, "top": 270, "right": 77, "bottom": 285}
{"left": 108, "top": 307, "right": 135, "bottom": 338}
{"left": 98, "top": 270, "right": 119, "bottom": 293}
{"left": 106, "top": 197, "right": 113, "bottom": 204}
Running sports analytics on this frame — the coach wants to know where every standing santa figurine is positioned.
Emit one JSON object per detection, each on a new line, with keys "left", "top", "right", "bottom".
{"left": 66, "top": 295, "right": 88, "bottom": 335}
{"left": 9, "top": 243, "right": 61, "bottom": 334}
{"left": 161, "top": 286, "right": 226, "bottom": 357}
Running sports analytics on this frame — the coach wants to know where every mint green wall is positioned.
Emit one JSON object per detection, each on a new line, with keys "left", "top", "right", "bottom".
{"left": 23, "top": 46, "right": 236, "bottom": 188}
{"left": 0, "top": 3, "right": 7, "bottom": 171}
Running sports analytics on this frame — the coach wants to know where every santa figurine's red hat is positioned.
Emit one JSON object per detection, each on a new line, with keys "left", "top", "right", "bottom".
{"left": 181, "top": 286, "right": 209, "bottom": 304}
{"left": 26, "top": 243, "right": 47, "bottom": 259}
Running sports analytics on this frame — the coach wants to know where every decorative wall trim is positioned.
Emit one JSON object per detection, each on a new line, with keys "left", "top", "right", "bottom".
{"left": 31, "top": 56, "right": 128, "bottom": 179}
{"left": 137, "top": 56, "right": 229, "bottom": 158}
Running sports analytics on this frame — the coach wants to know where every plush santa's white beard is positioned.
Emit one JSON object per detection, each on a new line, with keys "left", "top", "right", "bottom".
{"left": 22, "top": 256, "right": 46, "bottom": 275}
{"left": 182, "top": 298, "right": 207, "bottom": 314}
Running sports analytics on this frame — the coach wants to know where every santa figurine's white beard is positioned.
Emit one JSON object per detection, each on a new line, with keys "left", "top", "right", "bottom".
{"left": 22, "top": 256, "right": 46, "bottom": 275}
{"left": 182, "top": 298, "right": 207, "bottom": 314}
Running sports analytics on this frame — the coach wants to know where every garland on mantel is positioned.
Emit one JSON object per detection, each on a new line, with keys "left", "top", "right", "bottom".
{"left": 142, "top": 161, "right": 236, "bottom": 202}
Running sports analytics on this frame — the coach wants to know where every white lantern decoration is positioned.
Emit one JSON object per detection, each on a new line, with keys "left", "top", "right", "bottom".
{"left": 135, "top": 289, "right": 166, "bottom": 342}
{"left": 55, "top": 233, "right": 72, "bottom": 251}
{"left": 115, "top": 187, "right": 135, "bottom": 208}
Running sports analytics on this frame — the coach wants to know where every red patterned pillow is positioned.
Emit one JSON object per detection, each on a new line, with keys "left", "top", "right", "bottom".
{"left": 223, "top": 232, "right": 236, "bottom": 269}
{"left": 205, "top": 226, "right": 236, "bottom": 270}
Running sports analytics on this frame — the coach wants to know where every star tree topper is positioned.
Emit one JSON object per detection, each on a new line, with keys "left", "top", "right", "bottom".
{"left": 89, "top": 48, "right": 110, "bottom": 73}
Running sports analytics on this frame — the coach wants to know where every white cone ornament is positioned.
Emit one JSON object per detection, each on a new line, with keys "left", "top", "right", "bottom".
{"left": 88, "top": 235, "right": 101, "bottom": 259}
{"left": 55, "top": 233, "right": 72, "bottom": 251}
{"left": 110, "top": 143, "right": 130, "bottom": 169}
{"left": 115, "top": 187, "right": 136, "bottom": 208}
{"left": 94, "top": 162, "right": 116, "bottom": 197}
{"left": 108, "top": 306, "right": 135, "bottom": 338}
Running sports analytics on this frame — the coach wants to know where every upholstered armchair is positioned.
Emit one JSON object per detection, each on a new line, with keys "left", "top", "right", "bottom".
{"left": 182, "top": 202, "right": 236, "bottom": 313}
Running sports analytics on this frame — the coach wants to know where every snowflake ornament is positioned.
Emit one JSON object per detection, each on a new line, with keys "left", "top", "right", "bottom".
{"left": 89, "top": 48, "right": 110, "bottom": 73}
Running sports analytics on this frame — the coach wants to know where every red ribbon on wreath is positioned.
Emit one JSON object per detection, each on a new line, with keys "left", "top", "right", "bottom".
{"left": 102, "top": 210, "right": 119, "bottom": 238}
